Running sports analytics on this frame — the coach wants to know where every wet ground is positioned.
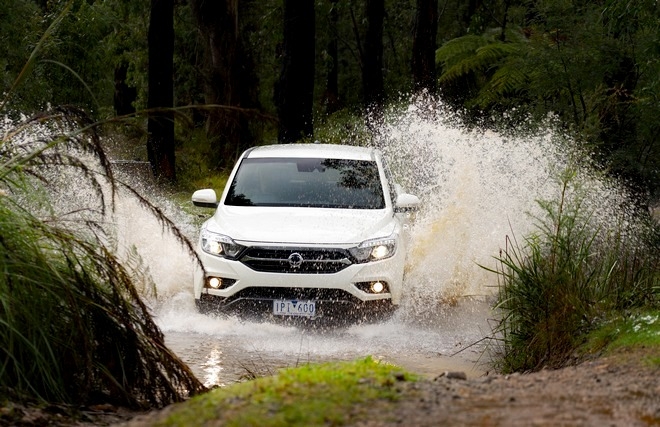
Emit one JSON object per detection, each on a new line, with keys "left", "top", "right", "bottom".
{"left": 7, "top": 344, "right": 657, "bottom": 426}
{"left": 156, "top": 295, "right": 492, "bottom": 387}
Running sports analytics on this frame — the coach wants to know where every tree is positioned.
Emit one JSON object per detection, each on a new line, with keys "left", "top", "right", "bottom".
{"left": 108, "top": 0, "right": 145, "bottom": 117}
{"left": 276, "top": 0, "right": 315, "bottom": 143}
{"left": 412, "top": 0, "right": 438, "bottom": 94}
{"left": 362, "top": 0, "right": 385, "bottom": 111}
{"left": 114, "top": 61, "right": 137, "bottom": 116}
{"left": 435, "top": 0, "right": 660, "bottom": 201}
{"left": 147, "top": 0, "right": 175, "bottom": 182}
{"left": 323, "top": 0, "right": 341, "bottom": 114}
{"left": 191, "top": 0, "right": 261, "bottom": 167}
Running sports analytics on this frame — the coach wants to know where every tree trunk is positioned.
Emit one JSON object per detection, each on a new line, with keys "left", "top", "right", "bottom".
{"left": 147, "top": 0, "right": 175, "bottom": 182}
{"left": 412, "top": 0, "right": 438, "bottom": 94}
{"left": 362, "top": 0, "right": 384, "bottom": 112}
{"left": 191, "top": 0, "right": 260, "bottom": 167}
{"left": 114, "top": 61, "right": 136, "bottom": 116}
{"left": 599, "top": 56, "right": 639, "bottom": 181}
{"left": 323, "top": 0, "right": 341, "bottom": 114}
{"left": 463, "top": 0, "right": 482, "bottom": 34}
{"left": 276, "top": 0, "right": 315, "bottom": 143}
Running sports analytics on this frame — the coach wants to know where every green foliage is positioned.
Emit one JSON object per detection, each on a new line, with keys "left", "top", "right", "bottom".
{"left": 0, "top": 0, "right": 43, "bottom": 110}
{"left": 487, "top": 168, "right": 659, "bottom": 373}
{"left": 0, "top": 106, "right": 206, "bottom": 407}
{"left": 582, "top": 309, "right": 660, "bottom": 359}
{"left": 436, "top": 28, "right": 530, "bottom": 109}
{"left": 174, "top": 125, "right": 232, "bottom": 192}
{"left": 153, "top": 357, "right": 417, "bottom": 427}
{"left": 2, "top": 0, "right": 657, "bottom": 194}
{"left": 436, "top": 0, "right": 660, "bottom": 197}
{"left": 313, "top": 108, "right": 373, "bottom": 146}
{"left": 241, "top": 0, "right": 281, "bottom": 115}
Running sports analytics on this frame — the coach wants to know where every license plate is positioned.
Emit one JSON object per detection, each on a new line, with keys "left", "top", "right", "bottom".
{"left": 273, "top": 299, "right": 316, "bottom": 317}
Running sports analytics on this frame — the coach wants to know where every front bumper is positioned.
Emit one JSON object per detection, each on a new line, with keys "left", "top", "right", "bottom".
{"left": 193, "top": 243, "right": 406, "bottom": 308}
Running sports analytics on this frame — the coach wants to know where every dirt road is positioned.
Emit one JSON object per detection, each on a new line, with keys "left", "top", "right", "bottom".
{"left": 2, "top": 347, "right": 658, "bottom": 426}
{"left": 357, "top": 347, "right": 660, "bottom": 426}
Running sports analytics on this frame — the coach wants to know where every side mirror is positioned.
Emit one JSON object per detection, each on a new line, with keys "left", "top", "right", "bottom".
{"left": 395, "top": 193, "right": 420, "bottom": 213}
{"left": 192, "top": 189, "right": 218, "bottom": 209}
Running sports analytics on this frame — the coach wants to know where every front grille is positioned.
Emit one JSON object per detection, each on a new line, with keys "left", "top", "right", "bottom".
{"left": 239, "top": 247, "right": 353, "bottom": 273}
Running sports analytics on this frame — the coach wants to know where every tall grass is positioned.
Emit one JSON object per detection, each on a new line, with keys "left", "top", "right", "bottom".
{"left": 487, "top": 169, "right": 659, "bottom": 373}
{"left": 1, "top": 77, "right": 210, "bottom": 415}
{"left": 0, "top": 106, "right": 206, "bottom": 408}
{"left": 0, "top": 2, "right": 206, "bottom": 407}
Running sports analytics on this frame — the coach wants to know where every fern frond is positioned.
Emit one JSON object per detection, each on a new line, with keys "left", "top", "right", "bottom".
{"left": 475, "top": 64, "right": 530, "bottom": 108}
{"left": 436, "top": 35, "right": 490, "bottom": 68}
{"left": 437, "top": 25, "right": 530, "bottom": 103}
{"left": 476, "top": 42, "right": 521, "bottom": 66}
{"left": 439, "top": 54, "right": 485, "bottom": 83}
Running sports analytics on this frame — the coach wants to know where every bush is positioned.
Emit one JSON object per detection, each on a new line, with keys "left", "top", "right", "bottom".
{"left": 488, "top": 169, "right": 659, "bottom": 373}
{"left": 0, "top": 107, "right": 206, "bottom": 408}
{"left": 1, "top": 11, "right": 205, "bottom": 408}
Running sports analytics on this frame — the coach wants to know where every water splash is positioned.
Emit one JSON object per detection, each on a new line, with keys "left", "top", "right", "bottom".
{"left": 110, "top": 170, "right": 198, "bottom": 300}
{"left": 9, "top": 101, "right": 640, "bottom": 317}
{"left": 371, "top": 100, "right": 645, "bottom": 319}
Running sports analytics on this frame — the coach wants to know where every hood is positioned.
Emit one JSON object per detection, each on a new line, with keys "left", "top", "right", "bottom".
{"left": 206, "top": 206, "right": 395, "bottom": 245}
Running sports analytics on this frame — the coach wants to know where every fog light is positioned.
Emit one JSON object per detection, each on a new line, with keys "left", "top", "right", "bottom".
{"left": 205, "top": 277, "right": 236, "bottom": 290}
{"left": 370, "top": 281, "right": 385, "bottom": 293}
{"left": 354, "top": 281, "right": 390, "bottom": 294}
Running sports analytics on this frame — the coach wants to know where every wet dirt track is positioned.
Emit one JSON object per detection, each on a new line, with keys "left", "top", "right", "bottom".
{"left": 157, "top": 295, "right": 492, "bottom": 387}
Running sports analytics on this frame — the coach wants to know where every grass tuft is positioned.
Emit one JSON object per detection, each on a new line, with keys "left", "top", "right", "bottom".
{"left": 156, "top": 357, "right": 416, "bottom": 427}
{"left": 583, "top": 309, "right": 660, "bottom": 351}
{"left": 486, "top": 168, "right": 659, "bottom": 373}
{"left": 0, "top": 8, "right": 206, "bottom": 408}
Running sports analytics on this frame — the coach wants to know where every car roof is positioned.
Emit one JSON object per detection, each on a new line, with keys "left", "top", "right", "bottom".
{"left": 244, "top": 144, "right": 379, "bottom": 161}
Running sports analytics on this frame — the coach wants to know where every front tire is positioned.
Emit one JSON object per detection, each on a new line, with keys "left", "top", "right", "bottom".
{"left": 195, "top": 294, "right": 225, "bottom": 314}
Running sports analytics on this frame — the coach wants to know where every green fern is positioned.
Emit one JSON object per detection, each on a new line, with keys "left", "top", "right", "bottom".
{"left": 475, "top": 61, "right": 529, "bottom": 108}
{"left": 437, "top": 26, "right": 530, "bottom": 110}
{"left": 436, "top": 35, "right": 490, "bottom": 77}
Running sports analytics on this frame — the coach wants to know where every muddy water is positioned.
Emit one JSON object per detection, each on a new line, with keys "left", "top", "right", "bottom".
{"left": 156, "top": 294, "right": 491, "bottom": 387}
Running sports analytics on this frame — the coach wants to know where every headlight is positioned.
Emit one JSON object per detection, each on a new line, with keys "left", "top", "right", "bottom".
{"left": 201, "top": 229, "right": 244, "bottom": 258}
{"left": 349, "top": 236, "right": 397, "bottom": 263}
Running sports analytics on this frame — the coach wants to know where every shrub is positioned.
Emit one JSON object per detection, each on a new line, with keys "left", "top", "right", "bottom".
{"left": 1, "top": 5, "right": 205, "bottom": 408}
{"left": 0, "top": 107, "right": 206, "bottom": 407}
{"left": 488, "top": 169, "right": 659, "bottom": 373}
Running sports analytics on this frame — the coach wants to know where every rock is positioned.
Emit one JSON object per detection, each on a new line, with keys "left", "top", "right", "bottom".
{"left": 394, "top": 372, "right": 407, "bottom": 381}
{"left": 435, "top": 371, "right": 468, "bottom": 380}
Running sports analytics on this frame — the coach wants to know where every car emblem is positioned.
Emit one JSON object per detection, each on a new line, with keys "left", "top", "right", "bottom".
{"left": 288, "top": 252, "right": 304, "bottom": 268}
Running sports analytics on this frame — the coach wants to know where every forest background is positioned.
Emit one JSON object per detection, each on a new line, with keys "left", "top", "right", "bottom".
{"left": 0, "top": 0, "right": 659, "bottom": 415}
{"left": 1, "top": 0, "right": 659, "bottom": 204}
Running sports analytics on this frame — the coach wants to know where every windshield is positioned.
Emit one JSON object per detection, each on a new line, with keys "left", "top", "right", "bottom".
{"left": 225, "top": 157, "right": 385, "bottom": 209}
